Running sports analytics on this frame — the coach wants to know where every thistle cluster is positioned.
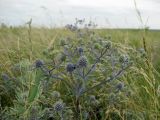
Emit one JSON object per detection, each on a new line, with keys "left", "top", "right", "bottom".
{"left": 0, "top": 19, "right": 135, "bottom": 120}
{"left": 65, "top": 47, "right": 88, "bottom": 74}
{"left": 75, "top": 18, "right": 85, "bottom": 25}
{"left": 65, "top": 24, "right": 78, "bottom": 31}
{"left": 31, "top": 21, "right": 132, "bottom": 119}
{"left": 66, "top": 19, "right": 97, "bottom": 33}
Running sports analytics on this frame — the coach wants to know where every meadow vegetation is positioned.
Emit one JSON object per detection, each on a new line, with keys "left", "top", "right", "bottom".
{"left": 0, "top": 20, "right": 160, "bottom": 120}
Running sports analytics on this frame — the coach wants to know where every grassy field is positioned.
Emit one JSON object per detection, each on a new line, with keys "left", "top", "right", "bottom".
{"left": 0, "top": 25, "right": 160, "bottom": 120}
{"left": 1, "top": 27, "right": 160, "bottom": 70}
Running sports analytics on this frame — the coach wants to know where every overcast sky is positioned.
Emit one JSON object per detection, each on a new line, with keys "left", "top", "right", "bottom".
{"left": 0, "top": 0, "right": 160, "bottom": 29}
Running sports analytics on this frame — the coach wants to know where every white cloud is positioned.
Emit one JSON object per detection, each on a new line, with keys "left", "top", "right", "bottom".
{"left": 68, "top": 0, "right": 132, "bottom": 8}
{"left": 0, "top": 0, "right": 159, "bottom": 29}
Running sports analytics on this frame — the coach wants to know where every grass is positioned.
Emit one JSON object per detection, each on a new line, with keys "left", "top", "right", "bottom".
{"left": 0, "top": 25, "right": 160, "bottom": 120}
{"left": 1, "top": 27, "right": 160, "bottom": 69}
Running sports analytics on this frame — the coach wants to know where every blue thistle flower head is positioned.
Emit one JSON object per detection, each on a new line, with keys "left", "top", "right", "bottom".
{"left": 119, "top": 55, "right": 129, "bottom": 63}
{"left": 102, "top": 41, "right": 112, "bottom": 49}
{"left": 54, "top": 101, "right": 64, "bottom": 112}
{"left": 35, "top": 59, "right": 44, "bottom": 68}
{"left": 104, "top": 41, "right": 112, "bottom": 49}
{"left": 66, "top": 63, "right": 76, "bottom": 73}
{"left": 65, "top": 24, "right": 78, "bottom": 31}
{"left": 1, "top": 73, "right": 10, "bottom": 81}
{"left": 78, "top": 56, "right": 88, "bottom": 68}
{"left": 116, "top": 82, "right": 124, "bottom": 91}
{"left": 78, "top": 47, "right": 83, "bottom": 54}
